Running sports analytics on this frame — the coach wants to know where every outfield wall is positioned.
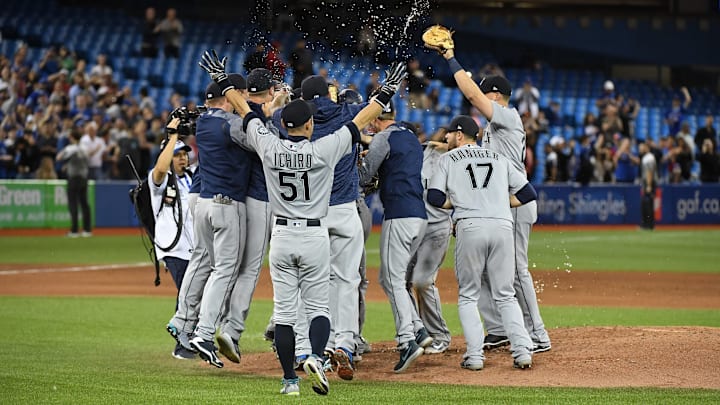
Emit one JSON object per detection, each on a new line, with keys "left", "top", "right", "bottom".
{"left": 0, "top": 180, "right": 718, "bottom": 228}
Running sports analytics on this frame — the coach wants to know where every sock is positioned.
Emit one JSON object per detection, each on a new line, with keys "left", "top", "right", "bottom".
{"left": 309, "top": 316, "right": 331, "bottom": 357}
{"left": 274, "top": 324, "right": 297, "bottom": 380}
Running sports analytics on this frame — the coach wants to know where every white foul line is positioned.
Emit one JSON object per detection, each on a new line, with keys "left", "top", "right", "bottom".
{"left": 0, "top": 262, "right": 150, "bottom": 275}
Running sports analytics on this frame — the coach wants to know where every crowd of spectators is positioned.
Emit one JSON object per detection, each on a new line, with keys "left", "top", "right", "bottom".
{"left": 0, "top": 42, "right": 185, "bottom": 180}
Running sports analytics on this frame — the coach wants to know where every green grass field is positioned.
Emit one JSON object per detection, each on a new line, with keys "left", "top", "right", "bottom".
{"left": 1, "top": 228, "right": 719, "bottom": 403}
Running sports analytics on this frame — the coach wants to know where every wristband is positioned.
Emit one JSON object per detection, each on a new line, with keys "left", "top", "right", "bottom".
{"left": 448, "top": 57, "right": 463, "bottom": 75}
{"left": 374, "top": 88, "right": 393, "bottom": 108}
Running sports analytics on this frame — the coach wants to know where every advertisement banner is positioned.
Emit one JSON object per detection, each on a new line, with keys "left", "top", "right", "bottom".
{"left": 0, "top": 180, "right": 95, "bottom": 228}
{"left": 660, "top": 185, "right": 720, "bottom": 224}
{"left": 535, "top": 185, "right": 641, "bottom": 225}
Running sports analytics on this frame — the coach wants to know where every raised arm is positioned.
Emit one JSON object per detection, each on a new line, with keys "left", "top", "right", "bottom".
{"left": 151, "top": 118, "right": 180, "bottom": 185}
{"left": 442, "top": 49, "right": 494, "bottom": 120}
{"left": 198, "top": 50, "right": 252, "bottom": 117}
{"left": 352, "top": 62, "right": 407, "bottom": 131}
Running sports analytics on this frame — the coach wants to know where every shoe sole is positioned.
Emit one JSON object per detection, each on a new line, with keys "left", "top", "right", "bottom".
{"left": 303, "top": 360, "right": 329, "bottom": 395}
{"left": 394, "top": 346, "right": 424, "bottom": 373}
{"left": 513, "top": 358, "right": 533, "bottom": 369}
{"left": 483, "top": 339, "right": 510, "bottom": 350}
{"left": 424, "top": 347, "right": 448, "bottom": 354}
{"left": 533, "top": 344, "right": 552, "bottom": 354}
{"left": 281, "top": 390, "right": 300, "bottom": 396}
{"left": 190, "top": 340, "right": 224, "bottom": 368}
{"left": 334, "top": 350, "right": 354, "bottom": 381}
{"left": 171, "top": 351, "right": 195, "bottom": 360}
{"left": 461, "top": 363, "right": 484, "bottom": 371}
{"left": 216, "top": 334, "right": 241, "bottom": 364}
{"left": 166, "top": 324, "right": 195, "bottom": 351}
{"left": 417, "top": 336, "right": 433, "bottom": 349}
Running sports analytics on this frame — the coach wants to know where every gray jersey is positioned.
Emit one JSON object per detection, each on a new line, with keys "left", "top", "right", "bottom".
{"left": 481, "top": 102, "right": 527, "bottom": 175}
{"left": 237, "top": 118, "right": 352, "bottom": 219}
{"left": 429, "top": 145, "right": 528, "bottom": 223}
{"left": 422, "top": 147, "right": 451, "bottom": 224}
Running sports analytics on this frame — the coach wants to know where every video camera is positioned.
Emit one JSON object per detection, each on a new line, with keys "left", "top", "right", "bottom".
{"left": 168, "top": 105, "right": 207, "bottom": 137}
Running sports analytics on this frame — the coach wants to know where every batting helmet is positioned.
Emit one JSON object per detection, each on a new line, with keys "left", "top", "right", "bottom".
{"left": 338, "top": 88, "right": 363, "bottom": 105}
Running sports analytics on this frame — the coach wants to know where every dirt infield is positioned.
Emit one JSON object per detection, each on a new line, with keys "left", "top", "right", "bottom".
{"left": 2, "top": 263, "right": 719, "bottom": 389}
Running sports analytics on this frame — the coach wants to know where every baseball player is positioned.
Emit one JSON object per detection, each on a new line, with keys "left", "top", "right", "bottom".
{"left": 216, "top": 69, "right": 277, "bottom": 364}
{"left": 438, "top": 48, "right": 551, "bottom": 353}
{"left": 406, "top": 127, "right": 453, "bottom": 355}
{"left": 166, "top": 80, "right": 252, "bottom": 369}
{"left": 200, "top": 49, "right": 406, "bottom": 396}
{"left": 426, "top": 114, "right": 537, "bottom": 370}
{"left": 358, "top": 99, "right": 431, "bottom": 374}
{"left": 271, "top": 75, "right": 367, "bottom": 380}
{"left": 149, "top": 119, "right": 195, "bottom": 359}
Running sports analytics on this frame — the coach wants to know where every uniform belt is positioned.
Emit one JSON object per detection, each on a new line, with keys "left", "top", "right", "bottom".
{"left": 276, "top": 218, "right": 321, "bottom": 227}
{"left": 212, "top": 194, "right": 233, "bottom": 205}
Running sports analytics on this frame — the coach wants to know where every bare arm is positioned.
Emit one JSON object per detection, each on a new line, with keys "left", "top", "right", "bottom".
{"left": 681, "top": 86, "right": 692, "bottom": 108}
{"left": 510, "top": 194, "right": 522, "bottom": 207}
{"left": 443, "top": 49, "right": 494, "bottom": 120}
{"left": 151, "top": 118, "right": 180, "bottom": 185}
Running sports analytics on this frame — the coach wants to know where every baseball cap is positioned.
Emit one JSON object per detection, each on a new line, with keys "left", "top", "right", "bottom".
{"left": 281, "top": 99, "right": 318, "bottom": 129}
{"left": 301, "top": 75, "right": 329, "bottom": 99}
{"left": 247, "top": 68, "right": 274, "bottom": 93}
{"left": 205, "top": 82, "right": 223, "bottom": 100}
{"left": 161, "top": 138, "right": 192, "bottom": 154}
{"left": 479, "top": 75, "right": 512, "bottom": 96}
{"left": 603, "top": 80, "right": 615, "bottom": 91}
{"left": 443, "top": 115, "right": 479, "bottom": 138}
{"left": 228, "top": 73, "right": 247, "bottom": 90}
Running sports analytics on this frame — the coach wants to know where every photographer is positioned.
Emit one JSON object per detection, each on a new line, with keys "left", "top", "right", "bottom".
{"left": 150, "top": 117, "right": 195, "bottom": 360}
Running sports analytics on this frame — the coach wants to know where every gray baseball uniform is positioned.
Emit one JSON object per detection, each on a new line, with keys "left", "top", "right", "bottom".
{"left": 359, "top": 123, "right": 427, "bottom": 349}
{"left": 407, "top": 146, "right": 452, "bottom": 347}
{"left": 428, "top": 145, "right": 534, "bottom": 363}
{"left": 478, "top": 101, "right": 550, "bottom": 346}
{"left": 239, "top": 117, "right": 354, "bottom": 328}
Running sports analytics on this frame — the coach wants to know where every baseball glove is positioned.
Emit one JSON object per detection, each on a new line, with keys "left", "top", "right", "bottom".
{"left": 362, "top": 176, "right": 380, "bottom": 196}
{"left": 422, "top": 25, "right": 454, "bottom": 54}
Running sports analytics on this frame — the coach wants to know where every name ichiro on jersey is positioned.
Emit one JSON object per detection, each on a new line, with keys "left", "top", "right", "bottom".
{"left": 274, "top": 153, "right": 313, "bottom": 169}
{"left": 449, "top": 148, "right": 499, "bottom": 162}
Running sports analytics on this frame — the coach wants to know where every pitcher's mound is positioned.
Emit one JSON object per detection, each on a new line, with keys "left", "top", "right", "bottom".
{"left": 236, "top": 326, "right": 720, "bottom": 389}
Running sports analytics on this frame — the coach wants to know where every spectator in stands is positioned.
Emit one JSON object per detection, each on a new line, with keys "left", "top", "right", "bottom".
{"left": 70, "top": 93, "right": 94, "bottom": 123}
{"left": 56, "top": 128, "right": 92, "bottom": 237}
{"left": 513, "top": 78, "right": 540, "bottom": 119}
{"left": 265, "top": 41, "right": 286, "bottom": 81}
{"left": 141, "top": 7, "right": 159, "bottom": 58}
{"left": 596, "top": 80, "right": 617, "bottom": 114}
{"left": 525, "top": 131, "right": 536, "bottom": 180}
{"left": 613, "top": 137, "right": 639, "bottom": 184}
{"left": 138, "top": 87, "right": 155, "bottom": 114}
{"left": 670, "top": 136, "right": 693, "bottom": 183}
{"left": 290, "top": 39, "right": 314, "bottom": 89}
{"left": 13, "top": 130, "right": 39, "bottom": 179}
{"left": 79, "top": 121, "right": 105, "bottom": 180}
{"left": 698, "top": 139, "right": 719, "bottom": 183}
{"left": 35, "top": 156, "right": 57, "bottom": 180}
{"left": 618, "top": 96, "right": 640, "bottom": 139}
{"left": 546, "top": 100, "right": 562, "bottom": 127}
{"left": 244, "top": 44, "right": 266, "bottom": 74}
{"left": 156, "top": 8, "right": 183, "bottom": 58}
{"left": 600, "top": 104, "right": 624, "bottom": 137}
{"left": 38, "top": 47, "right": 60, "bottom": 79}
{"left": 575, "top": 134, "right": 594, "bottom": 186}
{"left": 694, "top": 114, "right": 717, "bottom": 152}
{"left": 478, "top": 62, "right": 504, "bottom": 78}
{"left": 405, "top": 58, "right": 430, "bottom": 109}
{"left": 545, "top": 135, "right": 571, "bottom": 183}
{"left": 664, "top": 86, "right": 691, "bottom": 137}
{"left": 90, "top": 54, "right": 113, "bottom": 78}
{"left": 583, "top": 112, "right": 600, "bottom": 137}
{"left": 115, "top": 120, "right": 146, "bottom": 180}
{"left": 676, "top": 122, "right": 696, "bottom": 158}
{"left": 58, "top": 46, "right": 76, "bottom": 74}
{"left": 594, "top": 133, "right": 614, "bottom": 183}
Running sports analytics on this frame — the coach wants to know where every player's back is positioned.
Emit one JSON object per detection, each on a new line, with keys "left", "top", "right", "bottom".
{"left": 260, "top": 135, "right": 347, "bottom": 220}
{"left": 442, "top": 145, "right": 527, "bottom": 223}
{"left": 481, "top": 101, "right": 527, "bottom": 175}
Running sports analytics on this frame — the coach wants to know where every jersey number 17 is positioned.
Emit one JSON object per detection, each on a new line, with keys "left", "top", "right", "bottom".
{"left": 465, "top": 163, "right": 493, "bottom": 189}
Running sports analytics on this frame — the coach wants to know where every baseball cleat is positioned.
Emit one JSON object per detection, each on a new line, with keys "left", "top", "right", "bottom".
{"left": 513, "top": 353, "right": 533, "bottom": 369}
{"left": 216, "top": 332, "right": 241, "bottom": 364}
{"left": 294, "top": 354, "right": 309, "bottom": 371}
{"left": 190, "top": 335, "right": 224, "bottom": 368}
{"left": 166, "top": 323, "right": 194, "bottom": 351}
{"left": 279, "top": 377, "right": 300, "bottom": 396}
{"left": 460, "top": 358, "right": 484, "bottom": 371}
{"left": 424, "top": 340, "right": 450, "bottom": 354}
{"left": 334, "top": 348, "right": 354, "bottom": 381}
{"left": 394, "top": 340, "right": 424, "bottom": 373}
{"left": 414, "top": 327, "right": 433, "bottom": 349}
{"left": 172, "top": 343, "right": 196, "bottom": 360}
{"left": 303, "top": 355, "right": 329, "bottom": 395}
{"left": 532, "top": 342, "right": 552, "bottom": 353}
{"left": 483, "top": 334, "right": 509, "bottom": 350}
